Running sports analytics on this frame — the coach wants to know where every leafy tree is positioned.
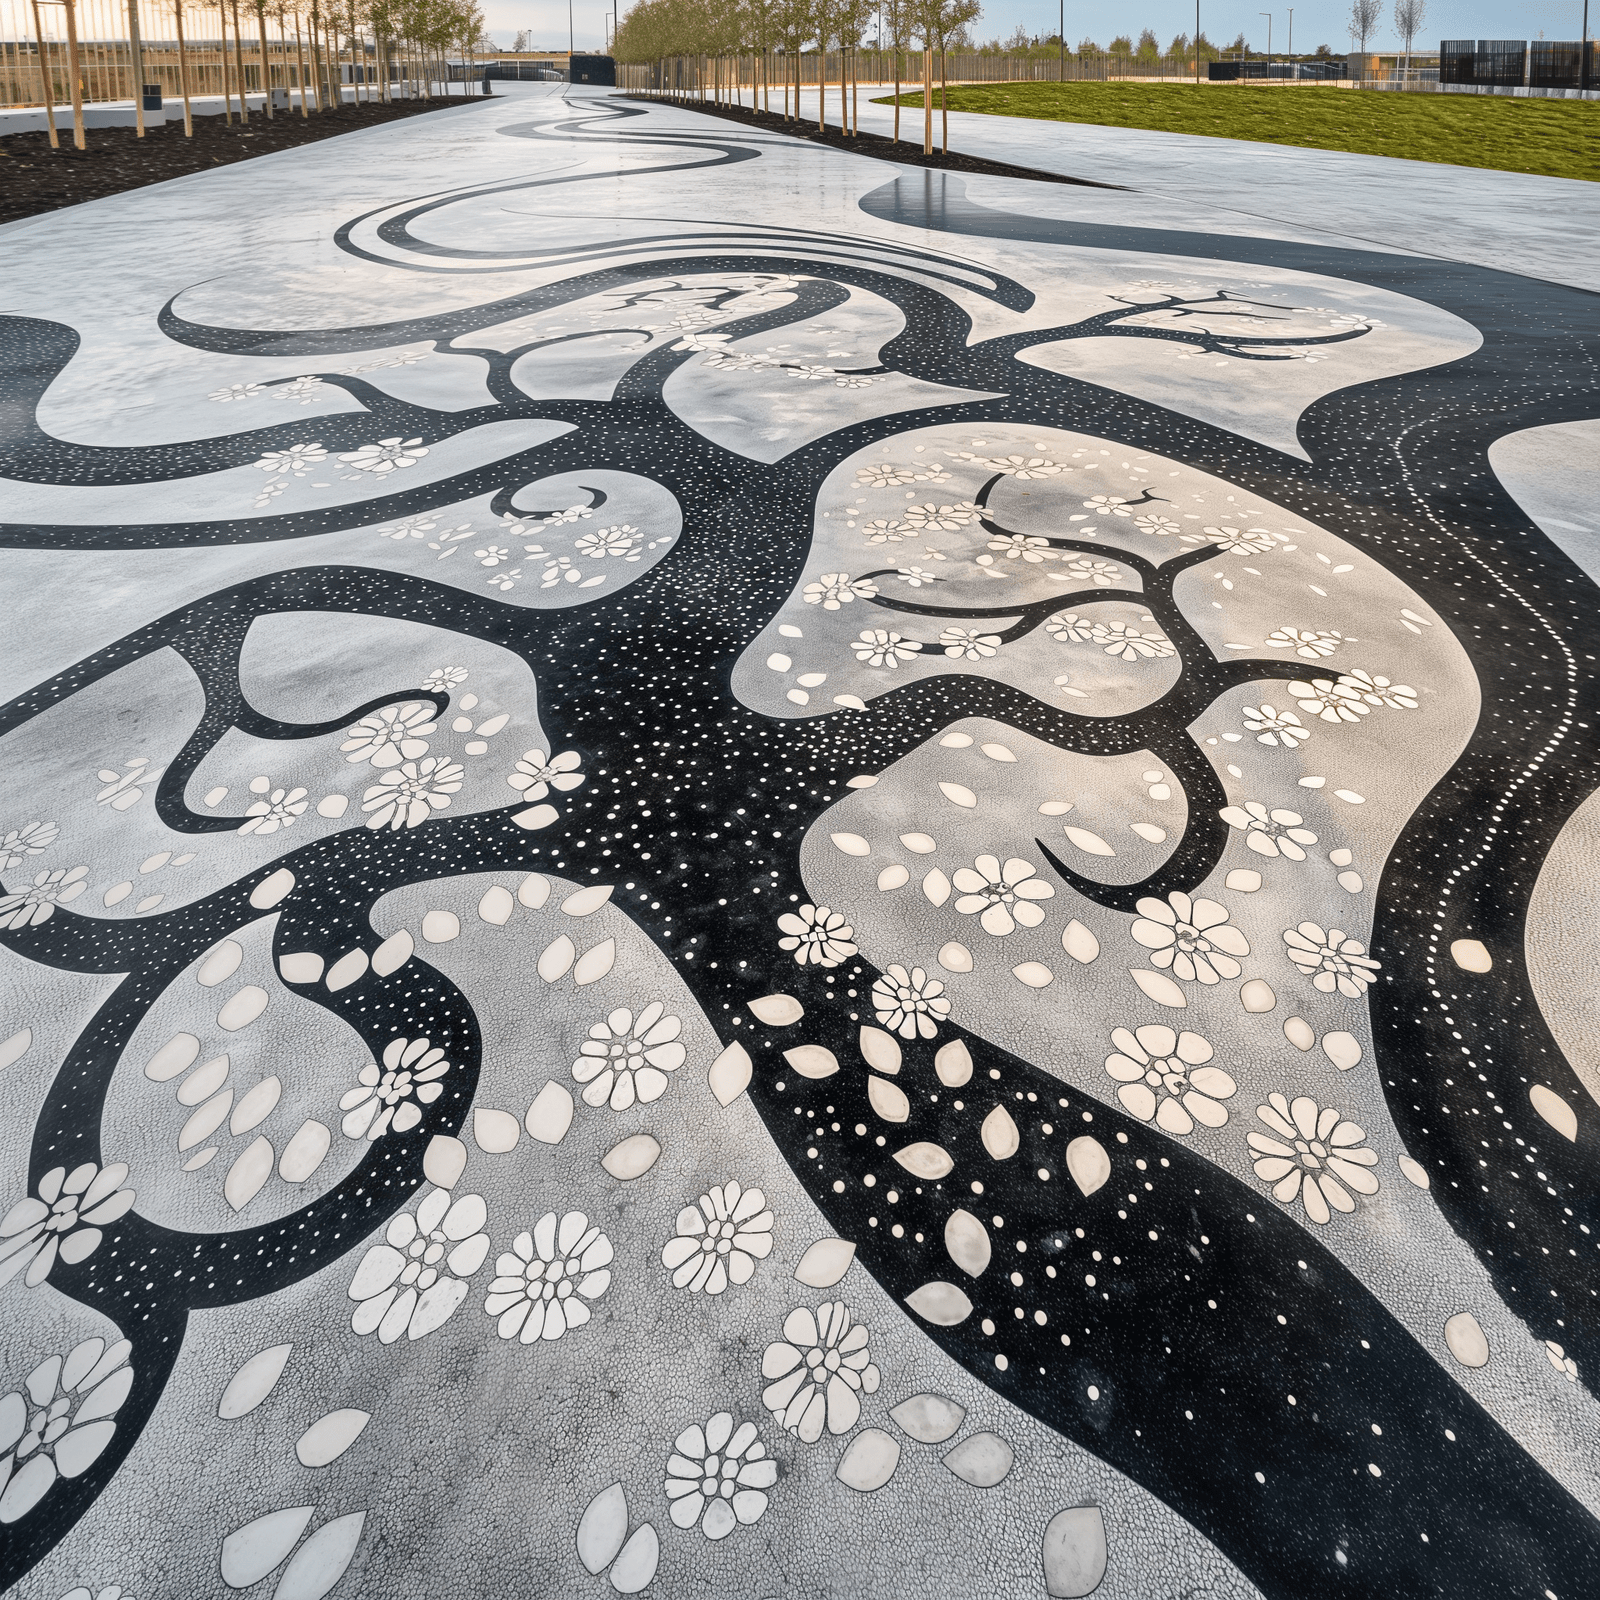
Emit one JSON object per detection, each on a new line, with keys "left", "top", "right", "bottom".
{"left": 1167, "top": 30, "right": 1189, "bottom": 55}
{"left": 1109, "top": 33, "right": 1133, "bottom": 54}
{"left": 1135, "top": 27, "right": 1160, "bottom": 61}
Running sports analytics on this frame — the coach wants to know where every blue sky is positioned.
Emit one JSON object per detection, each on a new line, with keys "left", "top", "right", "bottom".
{"left": 486, "top": 0, "right": 1594, "bottom": 54}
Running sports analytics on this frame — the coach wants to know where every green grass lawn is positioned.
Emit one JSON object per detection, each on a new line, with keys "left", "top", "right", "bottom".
{"left": 871, "top": 81, "right": 1600, "bottom": 181}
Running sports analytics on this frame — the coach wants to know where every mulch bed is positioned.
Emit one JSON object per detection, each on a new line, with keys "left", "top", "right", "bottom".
{"left": 0, "top": 94, "right": 491, "bottom": 227}
{"left": 614, "top": 92, "right": 1122, "bottom": 187}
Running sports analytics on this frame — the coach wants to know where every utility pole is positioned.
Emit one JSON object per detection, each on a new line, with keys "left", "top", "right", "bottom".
{"left": 1259, "top": 11, "right": 1270, "bottom": 72}
{"left": 568, "top": 0, "right": 573, "bottom": 58}
{"left": 1286, "top": 7, "right": 1292, "bottom": 68}
{"left": 1582, "top": 0, "right": 1589, "bottom": 92}
{"left": 1058, "top": 0, "right": 1063, "bottom": 81}
{"left": 1195, "top": 0, "right": 1200, "bottom": 80}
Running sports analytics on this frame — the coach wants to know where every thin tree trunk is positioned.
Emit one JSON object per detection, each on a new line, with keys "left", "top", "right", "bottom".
{"left": 921, "top": 44, "right": 930, "bottom": 153}
{"left": 29, "top": 0, "right": 59, "bottom": 149}
{"left": 294, "top": 12, "right": 309, "bottom": 112}
{"left": 893, "top": 44, "right": 899, "bottom": 142}
{"left": 60, "top": 0, "right": 86, "bottom": 147}
{"left": 232, "top": 0, "right": 251, "bottom": 118}
{"left": 219, "top": 3, "right": 234, "bottom": 119}
{"left": 174, "top": 0, "right": 193, "bottom": 132}
{"left": 940, "top": 45, "right": 947, "bottom": 152}
{"left": 128, "top": 0, "right": 146, "bottom": 136}
{"left": 256, "top": 1, "right": 272, "bottom": 114}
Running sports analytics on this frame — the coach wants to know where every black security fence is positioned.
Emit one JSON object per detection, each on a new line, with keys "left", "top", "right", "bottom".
{"left": 1441, "top": 38, "right": 1597, "bottom": 89}
{"left": 1207, "top": 59, "right": 1348, "bottom": 80}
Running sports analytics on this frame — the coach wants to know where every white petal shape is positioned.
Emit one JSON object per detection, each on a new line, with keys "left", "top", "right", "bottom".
{"left": 422, "top": 1134, "right": 467, "bottom": 1189}
{"left": 221, "top": 1506, "right": 314, "bottom": 1588}
{"left": 1064, "top": 826, "right": 1116, "bottom": 857}
{"left": 944, "top": 1209, "right": 991, "bottom": 1277}
{"left": 371, "top": 929, "right": 414, "bottom": 976}
{"left": 279, "top": 953, "right": 324, "bottom": 985}
{"left": 250, "top": 868, "right": 295, "bottom": 909}
{"left": 0, "top": 1455, "right": 56, "bottom": 1521}
{"left": 1225, "top": 869, "right": 1263, "bottom": 893}
{"left": 934, "top": 1039, "right": 973, "bottom": 1086}
{"left": 783, "top": 1045, "right": 839, "bottom": 1080}
{"left": 709, "top": 1042, "right": 753, "bottom": 1107}
{"left": 877, "top": 864, "right": 910, "bottom": 890}
{"left": 609, "top": 1523, "right": 659, "bottom": 1594}
{"left": 889, "top": 1393, "right": 965, "bottom": 1443}
{"left": 420, "top": 910, "right": 459, "bottom": 945}
{"left": 1061, "top": 920, "right": 1099, "bottom": 964}
{"left": 836, "top": 1428, "right": 901, "bottom": 1491}
{"left": 538, "top": 935, "right": 577, "bottom": 982}
{"left": 1240, "top": 979, "right": 1276, "bottom": 1013}
{"left": 409, "top": 1276, "right": 469, "bottom": 1338}
{"left": 178, "top": 1055, "right": 230, "bottom": 1106}
{"left": 1398, "top": 1154, "right": 1430, "bottom": 1189}
{"left": 943, "top": 1431, "right": 1014, "bottom": 1487}
{"left": 577, "top": 1482, "right": 629, "bottom": 1576}
{"left": 868, "top": 1076, "right": 910, "bottom": 1123}
{"left": 1444, "top": 1312, "right": 1490, "bottom": 1368}
{"left": 1531, "top": 1084, "right": 1577, "bottom": 1141}
{"left": 526, "top": 1081, "right": 575, "bottom": 1144}
{"left": 1066, "top": 1135, "right": 1110, "bottom": 1197}
{"left": 218, "top": 1344, "right": 292, "bottom": 1419}
{"left": 831, "top": 832, "right": 871, "bottom": 856}
{"left": 562, "top": 884, "right": 614, "bottom": 917}
{"left": 280, "top": 1121, "right": 332, "bottom": 1184}
{"left": 512, "top": 804, "right": 560, "bottom": 830}
{"left": 232, "top": 1077, "right": 283, "bottom": 1135}
{"left": 1013, "top": 961, "right": 1054, "bottom": 988}
{"left": 1321, "top": 1032, "right": 1362, "bottom": 1070}
{"left": 1451, "top": 938, "right": 1492, "bottom": 973}
{"left": 518, "top": 873, "right": 552, "bottom": 909}
{"left": 180, "top": 1090, "right": 234, "bottom": 1151}
{"left": 295, "top": 1409, "right": 370, "bottom": 1468}
{"left": 0, "top": 1028, "right": 35, "bottom": 1072}
{"left": 218, "top": 986, "right": 269, "bottom": 1031}
{"left": 900, "top": 833, "right": 937, "bottom": 854}
{"left": 748, "top": 994, "right": 803, "bottom": 1026}
{"left": 981, "top": 1104, "right": 1020, "bottom": 1160}
{"left": 794, "top": 1237, "right": 856, "bottom": 1288}
{"left": 145, "top": 1033, "right": 200, "bottom": 1082}
{"left": 922, "top": 869, "right": 952, "bottom": 907}
{"left": 224, "top": 1138, "right": 275, "bottom": 1212}
{"left": 939, "top": 783, "right": 978, "bottom": 809}
{"left": 474, "top": 1108, "right": 521, "bottom": 1153}
{"left": 904, "top": 1281, "right": 972, "bottom": 1325}
{"left": 893, "top": 1141, "right": 953, "bottom": 1179}
{"left": 1283, "top": 1016, "right": 1316, "bottom": 1051}
{"left": 937, "top": 941, "right": 973, "bottom": 972}
{"left": 859, "top": 1026, "right": 902, "bottom": 1075}
{"left": 1130, "top": 968, "right": 1186, "bottom": 1008}
{"left": 981, "top": 743, "right": 1016, "bottom": 762}
{"left": 1043, "top": 1506, "right": 1108, "bottom": 1600}
{"left": 574, "top": 940, "right": 616, "bottom": 985}
{"left": 54, "top": 1418, "right": 116, "bottom": 1477}
{"left": 197, "top": 940, "right": 244, "bottom": 987}
{"left": 272, "top": 1510, "right": 366, "bottom": 1600}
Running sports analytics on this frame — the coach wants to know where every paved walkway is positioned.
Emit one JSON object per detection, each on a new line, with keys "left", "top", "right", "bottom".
{"left": 0, "top": 81, "right": 1598, "bottom": 1600}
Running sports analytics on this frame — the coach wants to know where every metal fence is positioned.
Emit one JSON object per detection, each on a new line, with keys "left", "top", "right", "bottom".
{"left": 1208, "top": 59, "right": 1348, "bottom": 80}
{"left": 1441, "top": 38, "right": 1596, "bottom": 89}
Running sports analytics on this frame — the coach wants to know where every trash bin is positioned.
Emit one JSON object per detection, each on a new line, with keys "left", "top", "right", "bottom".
{"left": 270, "top": 86, "right": 289, "bottom": 110}
{"left": 142, "top": 83, "right": 162, "bottom": 110}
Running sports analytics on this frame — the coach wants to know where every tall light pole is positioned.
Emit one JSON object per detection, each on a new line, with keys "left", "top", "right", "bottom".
{"left": 1581, "top": 0, "right": 1590, "bottom": 92}
{"left": 1286, "top": 7, "right": 1293, "bottom": 67}
{"left": 568, "top": 0, "right": 573, "bottom": 57}
{"left": 1058, "top": 0, "right": 1063, "bottom": 81}
{"left": 1195, "top": 0, "right": 1200, "bottom": 79}
{"left": 1260, "top": 11, "right": 1271, "bottom": 70}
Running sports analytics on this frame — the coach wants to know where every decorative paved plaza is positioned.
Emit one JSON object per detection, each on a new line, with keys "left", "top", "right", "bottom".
{"left": 1, "top": 82, "right": 1599, "bottom": 1600}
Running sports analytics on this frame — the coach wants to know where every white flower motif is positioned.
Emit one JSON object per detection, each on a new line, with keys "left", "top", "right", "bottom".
{"left": 1287, "top": 678, "right": 1371, "bottom": 724}
{"left": 0, "top": 822, "right": 59, "bottom": 873}
{"left": 1044, "top": 613, "right": 1100, "bottom": 643}
{"left": 938, "top": 626, "right": 1001, "bottom": 661}
{"left": 849, "top": 629, "right": 921, "bottom": 668}
{"left": 361, "top": 757, "right": 464, "bottom": 831}
{"left": 901, "top": 501, "right": 979, "bottom": 531}
{"left": 347, "top": 1188, "right": 489, "bottom": 1343}
{"left": 952, "top": 854, "right": 1055, "bottom": 936}
{"left": 665, "top": 1412, "right": 777, "bottom": 1539}
{"left": 674, "top": 331, "right": 733, "bottom": 352}
{"left": 339, "top": 436, "right": 427, "bottom": 474}
{"left": 572, "top": 1003, "right": 686, "bottom": 1111}
{"left": 894, "top": 566, "right": 941, "bottom": 588}
{"left": 339, "top": 1036, "right": 449, "bottom": 1140}
{"left": 1546, "top": 1340, "right": 1580, "bottom": 1384}
{"left": 507, "top": 748, "right": 584, "bottom": 802}
{"left": 984, "top": 533, "right": 1056, "bottom": 563}
{"left": 270, "top": 376, "right": 327, "bottom": 404}
{"left": 1337, "top": 669, "right": 1419, "bottom": 710}
{"left": 1134, "top": 513, "right": 1180, "bottom": 536}
{"left": 1247, "top": 1093, "right": 1379, "bottom": 1224}
{"left": 861, "top": 519, "right": 908, "bottom": 544}
{"left": 576, "top": 524, "right": 643, "bottom": 560}
{"left": 251, "top": 479, "right": 286, "bottom": 509}
{"left": 1242, "top": 704, "right": 1311, "bottom": 748}
{"left": 420, "top": 666, "right": 467, "bottom": 692}
{"left": 1097, "top": 623, "right": 1176, "bottom": 661}
{"left": 474, "top": 545, "right": 513, "bottom": 567}
{"left": 777, "top": 904, "right": 857, "bottom": 967}
{"left": 237, "top": 786, "right": 309, "bottom": 836}
{"left": 871, "top": 965, "right": 950, "bottom": 1039}
{"left": 1105, "top": 1026, "right": 1237, "bottom": 1134}
{"left": 252, "top": 442, "right": 326, "bottom": 475}
{"left": 340, "top": 702, "right": 436, "bottom": 768}
{"left": 956, "top": 452, "right": 1062, "bottom": 479}
{"left": 94, "top": 759, "right": 163, "bottom": 812}
{"left": 209, "top": 382, "right": 263, "bottom": 402}
{"left": 542, "top": 504, "right": 596, "bottom": 526}
{"left": 1219, "top": 802, "right": 1318, "bottom": 860}
{"left": 1283, "top": 923, "right": 1381, "bottom": 997}
{"left": 832, "top": 373, "right": 876, "bottom": 388}
{"left": 803, "top": 572, "right": 878, "bottom": 609}
{"left": 0, "top": 1163, "right": 135, "bottom": 1288}
{"left": 1131, "top": 891, "right": 1250, "bottom": 983}
{"left": 427, "top": 525, "right": 477, "bottom": 557}
{"left": 538, "top": 555, "right": 579, "bottom": 587}
{"left": 0, "top": 867, "right": 89, "bottom": 930}
{"left": 0, "top": 1335, "right": 133, "bottom": 1522}
{"left": 484, "top": 1211, "right": 613, "bottom": 1342}
{"left": 376, "top": 513, "right": 445, "bottom": 541}
{"left": 1266, "top": 626, "right": 1349, "bottom": 659}
{"left": 662, "top": 1181, "right": 774, "bottom": 1294}
{"left": 761, "top": 1302, "right": 880, "bottom": 1441}
{"left": 1191, "top": 525, "right": 1278, "bottom": 555}
{"left": 1083, "top": 494, "right": 1132, "bottom": 516}
{"left": 1062, "top": 557, "right": 1120, "bottom": 585}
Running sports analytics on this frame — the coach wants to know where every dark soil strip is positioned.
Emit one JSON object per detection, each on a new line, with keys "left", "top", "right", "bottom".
{"left": 613, "top": 92, "right": 1125, "bottom": 187}
{"left": 0, "top": 95, "right": 492, "bottom": 227}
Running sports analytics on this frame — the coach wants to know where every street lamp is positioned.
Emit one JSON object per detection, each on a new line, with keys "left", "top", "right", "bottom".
{"left": 1058, "top": 0, "right": 1063, "bottom": 81}
{"left": 1195, "top": 0, "right": 1200, "bottom": 80}
{"left": 1286, "top": 7, "right": 1293, "bottom": 69}
{"left": 1259, "top": 10, "right": 1271, "bottom": 72}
